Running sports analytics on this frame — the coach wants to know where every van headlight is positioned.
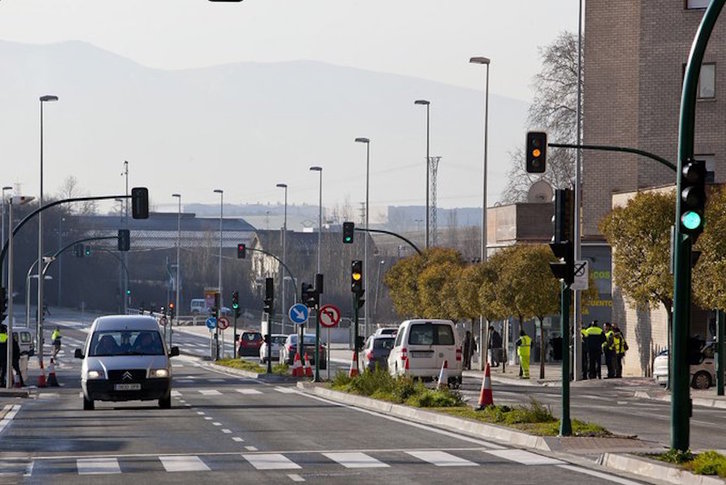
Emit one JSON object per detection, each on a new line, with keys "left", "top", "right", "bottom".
{"left": 86, "top": 370, "right": 103, "bottom": 379}
{"left": 149, "top": 369, "right": 169, "bottom": 378}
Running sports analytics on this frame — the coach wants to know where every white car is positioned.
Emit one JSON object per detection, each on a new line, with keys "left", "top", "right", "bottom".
{"left": 653, "top": 342, "right": 721, "bottom": 389}
{"left": 259, "top": 334, "right": 287, "bottom": 363}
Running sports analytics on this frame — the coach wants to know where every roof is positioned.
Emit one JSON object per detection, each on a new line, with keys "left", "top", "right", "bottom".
{"left": 92, "top": 315, "right": 160, "bottom": 331}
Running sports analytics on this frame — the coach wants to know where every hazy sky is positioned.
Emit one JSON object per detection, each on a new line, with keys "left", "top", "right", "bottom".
{"left": 0, "top": 0, "right": 579, "bottom": 211}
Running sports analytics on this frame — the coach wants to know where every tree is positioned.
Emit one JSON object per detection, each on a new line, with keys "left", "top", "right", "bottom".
{"left": 692, "top": 186, "right": 726, "bottom": 311}
{"left": 56, "top": 175, "right": 97, "bottom": 214}
{"left": 502, "top": 31, "right": 581, "bottom": 204}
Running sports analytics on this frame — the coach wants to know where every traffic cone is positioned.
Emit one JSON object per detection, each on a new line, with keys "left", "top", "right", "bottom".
{"left": 348, "top": 351, "right": 359, "bottom": 378}
{"left": 436, "top": 360, "right": 449, "bottom": 390}
{"left": 13, "top": 372, "right": 21, "bottom": 388}
{"left": 304, "top": 353, "right": 313, "bottom": 378}
{"left": 477, "top": 363, "right": 494, "bottom": 409}
{"left": 37, "top": 359, "right": 47, "bottom": 388}
{"left": 291, "top": 352, "right": 303, "bottom": 377}
{"left": 47, "top": 358, "right": 59, "bottom": 387}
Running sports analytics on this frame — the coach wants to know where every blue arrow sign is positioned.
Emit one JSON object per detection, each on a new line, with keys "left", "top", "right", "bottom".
{"left": 205, "top": 316, "right": 217, "bottom": 330}
{"left": 288, "top": 303, "right": 309, "bottom": 325}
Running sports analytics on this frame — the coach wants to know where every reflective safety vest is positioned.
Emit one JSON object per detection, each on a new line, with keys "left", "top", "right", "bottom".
{"left": 517, "top": 335, "right": 532, "bottom": 357}
{"left": 0, "top": 332, "right": 7, "bottom": 344}
{"left": 613, "top": 334, "right": 625, "bottom": 354}
{"left": 603, "top": 330, "right": 614, "bottom": 351}
{"left": 51, "top": 329, "right": 61, "bottom": 342}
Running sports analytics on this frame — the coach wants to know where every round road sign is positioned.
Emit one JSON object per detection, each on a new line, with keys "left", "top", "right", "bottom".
{"left": 205, "top": 317, "right": 217, "bottom": 330}
{"left": 318, "top": 304, "right": 341, "bottom": 328}
{"left": 159, "top": 316, "right": 168, "bottom": 326}
{"left": 217, "top": 316, "right": 230, "bottom": 330}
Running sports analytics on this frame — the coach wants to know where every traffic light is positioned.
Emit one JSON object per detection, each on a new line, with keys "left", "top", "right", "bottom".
{"left": 168, "top": 303, "right": 175, "bottom": 319}
{"left": 343, "top": 222, "right": 355, "bottom": 244}
{"left": 301, "top": 282, "right": 318, "bottom": 308}
{"left": 126, "top": 289, "right": 131, "bottom": 296}
{"left": 74, "top": 244, "right": 85, "bottom": 257}
{"left": 552, "top": 188, "right": 574, "bottom": 244}
{"left": 160, "top": 305, "right": 166, "bottom": 316}
{"left": 118, "top": 229, "right": 130, "bottom": 251}
{"left": 526, "top": 131, "right": 547, "bottom": 173}
{"left": 680, "top": 158, "right": 706, "bottom": 239}
{"left": 232, "top": 290, "right": 241, "bottom": 318}
{"left": 237, "top": 243, "right": 246, "bottom": 259}
{"left": 351, "top": 260, "right": 363, "bottom": 294}
{"left": 84, "top": 246, "right": 92, "bottom": 257}
{"left": 131, "top": 187, "right": 149, "bottom": 219}
{"left": 263, "top": 278, "right": 274, "bottom": 315}
{"left": 549, "top": 240, "right": 574, "bottom": 285}
{"left": 0, "top": 287, "right": 7, "bottom": 323}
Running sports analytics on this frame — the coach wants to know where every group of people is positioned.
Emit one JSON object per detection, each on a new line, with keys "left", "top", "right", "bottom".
{"left": 461, "top": 326, "right": 505, "bottom": 371}
{"left": 0, "top": 324, "right": 25, "bottom": 387}
{"left": 582, "top": 320, "right": 628, "bottom": 379}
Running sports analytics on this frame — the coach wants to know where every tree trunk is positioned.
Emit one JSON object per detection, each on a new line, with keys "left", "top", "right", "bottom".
{"left": 539, "top": 316, "right": 546, "bottom": 379}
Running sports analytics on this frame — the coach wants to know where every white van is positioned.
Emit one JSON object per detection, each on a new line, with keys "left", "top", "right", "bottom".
{"left": 75, "top": 315, "right": 179, "bottom": 410}
{"left": 388, "top": 319, "right": 462, "bottom": 386}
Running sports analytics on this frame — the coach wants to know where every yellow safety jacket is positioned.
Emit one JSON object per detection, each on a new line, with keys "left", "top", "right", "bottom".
{"left": 603, "top": 330, "right": 614, "bottom": 351}
{"left": 613, "top": 334, "right": 625, "bottom": 354}
{"left": 517, "top": 335, "right": 532, "bottom": 357}
{"left": 0, "top": 332, "right": 7, "bottom": 344}
{"left": 51, "top": 329, "right": 61, "bottom": 342}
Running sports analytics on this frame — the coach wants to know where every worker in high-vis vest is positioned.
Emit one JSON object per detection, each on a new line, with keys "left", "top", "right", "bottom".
{"left": 515, "top": 329, "right": 532, "bottom": 379}
{"left": 602, "top": 322, "right": 615, "bottom": 378}
{"left": 0, "top": 324, "right": 8, "bottom": 387}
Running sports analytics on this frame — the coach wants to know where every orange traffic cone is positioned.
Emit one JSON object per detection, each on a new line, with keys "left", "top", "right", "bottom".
{"left": 291, "top": 352, "right": 304, "bottom": 377}
{"left": 348, "top": 351, "right": 359, "bottom": 378}
{"left": 47, "top": 358, "right": 59, "bottom": 387}
{"left": 477, "top": 363, "right": 494, "bottom": 409}
{"left": 304, "top": 353, "right": 313, "bottom": 378}
{"left": 37, "top": 359, "right": 47, "bottom": 388}
{"left": 436, "top": 360, "right": 449, "bottom": 390}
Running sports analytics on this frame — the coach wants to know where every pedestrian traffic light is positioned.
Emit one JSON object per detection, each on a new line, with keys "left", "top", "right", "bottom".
{"left": 237, "top": 243, "right": 246, "bottom": 259}
{"left": 552, "top": 188, "right": 574, "bottom": 244}
{"left": 0, "top": 287, "right": 7, "bottom": 323}
{"left": 131, "top": 187, "right": 149, "bottom": 219}
{"left": 232, "top": 290, "right": 241, "bottom": 318}
{"left": 263, "top": 278, "right": 274, "bottom": 315}
{"left": 118, "top": 229, "right": 130, "bottom": 251}
{"left": 343, "top": 222, "right": 355, "bottom": 244}
{"left": 679, "top": 158, "right": 706, "bottom": 239}
{"left": 74, "top": 244, "right": 84, "bottom": 257}
{"left": 526, "top": 131, "right": 547, "bottom": 173}
{"left": 301, "top": 282, "right": 318, "bottom": 308}
{"left": 351, "top": 260, "right": 363, "bottom": 294}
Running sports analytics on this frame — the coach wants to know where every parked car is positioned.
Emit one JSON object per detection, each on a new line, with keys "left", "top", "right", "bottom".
{"left": 363, "top": 335, "right": 395, "bottom": 371}
{"left": 237, "top": 330, "right": 263, "bottom": 357}
{"left": 75, "top": 315, "right": 179, "bottom": 410}
{"left": 388, "top": 319, "right": 462, "bottom": 386}
{"left": 259, "top": 334, "right": 288, "bottom": 363}
{"left": 13, "top": 330, "right": 34, "bottom": 357}
{"left": 653, "top": 341, "right": 722, "bottom": 389}
{"left": 190, "top": 298, "right": 232, "bottom": 317}
{"left": 280, "top": 334, "right": 326, "bottom": 369}
{"left": 374, "top": 327, "right": 398, "bottom": 337}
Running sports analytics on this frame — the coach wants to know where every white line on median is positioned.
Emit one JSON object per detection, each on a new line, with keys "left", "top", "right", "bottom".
{"left": 243, "top": 453, "right": 301, "bottom": 470}
{"left": 406, "top": 450, "right": 477, "bottom": 467}
{"left": 77, "top": 458, "right": 121, "bottom": 475}
{"left": 159, "top": 455, "right": 210, "bottom": 472}
{"left": 323, "top": 452, "right": 389, "bottom": 468}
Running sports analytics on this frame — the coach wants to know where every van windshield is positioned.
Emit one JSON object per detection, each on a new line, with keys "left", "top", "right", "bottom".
{"left": 408, "top": 323, "right": 455, "bottom": 346}
{"left": 89, "top": 330, "right": 164, "bottom": 356}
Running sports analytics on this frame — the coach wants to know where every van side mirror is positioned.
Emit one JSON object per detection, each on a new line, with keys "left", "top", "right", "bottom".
{"left": 74, "top": 349, "right": 84, "bottom": 359}
{"left": 169, "top": 346, "right": 180, "bottom": 357}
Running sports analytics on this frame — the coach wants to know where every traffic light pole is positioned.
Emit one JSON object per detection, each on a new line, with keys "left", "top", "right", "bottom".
{"left": 672, "top": 0, "right": 725, "bottom": 452}
{"left": 560, "top": 281, "right": 572, "bottom": 436}
{"left": 354, "top": 227, "right": 422, "bottom": 255}
{"left": 353, "top": 293, "right": 360, "bottom": 374}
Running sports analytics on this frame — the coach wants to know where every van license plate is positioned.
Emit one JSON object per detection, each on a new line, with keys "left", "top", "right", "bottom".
{"left": 411, "top": 351, "right": 432, "bottom": 358}
{"left": 114, "top": 383, "right": 141, "bottom": 391}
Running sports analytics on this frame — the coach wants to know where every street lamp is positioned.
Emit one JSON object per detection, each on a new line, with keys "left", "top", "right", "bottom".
{"left": 309, "top": 166, "right": 323, "bottom": 382}
{"left": 1, "top": 186, "right": 12, "bottom": 286}
{"left": 213, "top": 188, "right": 223, "bottom": 360}
{"left": 414, "top": 99, "right": 430, "bottom": 249}
{"left": 276, "top": 183, "right": 288, "bottom": 331}
{"left": 309, "top": 167, "right": 322, "bottom": 274}
{"left": 355, "top": 137, "right": 371, "bottom": 336}
{"left": 172, "top": 193, "right": 181, "bottom": 346}
{"left": 470, "top": 56, "right": 491, "bottom": 372}
{"left": 38, "top": 94, "right": 58, "bottom": 375}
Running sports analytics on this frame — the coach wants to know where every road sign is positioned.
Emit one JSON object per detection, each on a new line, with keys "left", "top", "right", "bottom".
{"left": 571, "top": 260, "right": 589, "bottom": 291}
{"left": 319, "top": 304, "right": 341, "bottom": 328}
{"left": 288, "top": 303, "right": 309, "bottom": 325}
{"left": 159, "top": 316, "right": 168, "bottom": 326}
{"left": 205, "top": 316, "right": 217, "bottom": 330}
{"left": 217, "top": 316, "right": 230, "bottom": 330}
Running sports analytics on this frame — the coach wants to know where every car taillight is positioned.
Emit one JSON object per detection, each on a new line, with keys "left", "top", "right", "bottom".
{"left": 288, "top": 345, "right": 294, "bottom": 353}
{"left": 456, "top": 347, "right": 462, "bottom": 362}
{"left": 366, "top": 351, "right": 373, "bottom": 361}
{"left": 400, "top": 348, "right": 408, "bottom": 360}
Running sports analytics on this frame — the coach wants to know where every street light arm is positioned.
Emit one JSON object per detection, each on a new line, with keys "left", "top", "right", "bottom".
{"left": 548, "top": 142, "right": 676, "bottom": 172}
{"left": 245, "top": 246, "right": 298, "bottom": 303}
{"left": 354, "top": 227, "right": 422, "bottom": 255}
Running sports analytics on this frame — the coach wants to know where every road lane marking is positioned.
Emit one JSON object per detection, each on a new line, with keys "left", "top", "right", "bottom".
{"left": 171, "top": 390, "right": 182, "bottom": 397}
{"left": 198, "top": 390, "right": 222, "bottom": 396}
{"left": 245, "top": 446, "right": 258, "bottom": 451}
{"left": 406, "top": 451, "right": 477, "bottom": 467}
{"left": 232, "top": 437, "right": 244, "bottom": 442}
{"left": 485, "top": 449, "right": 563, "bottom": 465}
{"left": 275, "top": 387, "right": 296, "bottom": 394}
{"left": 557, "top": 464, "right": 643, "bottom": 485}
{"left": 159, "top": 455, "right": 210, "bottom": 472}
{"left": 196, "top": 411, "right": 205, "bottom": 415}
{"left": 288, "top": 473, "right": 305, "bottom": 482}
{"left": 243, "top": 454, "right": 301, "bottom": 470}
{"left": 236, "top": 389, "right": 262, "bottom": 395}
{"left": 76, "top": 458, "right": 121, "bottom": 475}
{"left": 222, "top": 429, "right": 232, "bottom": 434}
{"left": 204, "top": 417, "right": 213, "bottom": 420}
{"left": 323, "top": 452, "right": 389, "bottom": 468}
{"left": 212, "top": 422, "right": 222, "bottom": 426}
{"left": 0, "top": 404, "right": 21, "bottom": 434}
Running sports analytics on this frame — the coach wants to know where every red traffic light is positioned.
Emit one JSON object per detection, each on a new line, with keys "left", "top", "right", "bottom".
{"left": 237, "top": 243, "right": 246, "bottom": 259}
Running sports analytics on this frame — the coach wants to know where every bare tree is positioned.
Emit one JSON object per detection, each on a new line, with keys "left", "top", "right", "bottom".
{"left": 502, "top": 31, "right": 581, "bottom": 204}
{"left": 56, "top": 175, "right": 97, "bottom": 214}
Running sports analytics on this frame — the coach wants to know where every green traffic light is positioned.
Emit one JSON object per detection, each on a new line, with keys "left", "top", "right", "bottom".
{"left": 232, "top": 302, "right": 239, "bottom": 309}
{"left": 681, "top": 211, "right": 703, "bottom": 230}
{"left": 126, "top": 289, "right": 131, "bottom": 295}
{"left": 344, "top": 236, "right": 352, "bottom": 243}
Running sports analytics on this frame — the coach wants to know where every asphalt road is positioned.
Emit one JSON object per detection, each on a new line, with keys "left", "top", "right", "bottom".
{"left": 0, "top": 319, "right": 649, "bottom": 484}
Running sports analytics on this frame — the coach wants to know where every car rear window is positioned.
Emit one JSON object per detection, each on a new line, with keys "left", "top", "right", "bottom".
{"left": 408, "top": 323, "right": 455, "bottom": 346}
{"left": 272, "top": 336, "right": 287, "bottom": 344}
{"left": 373, "top": 338, "right": 394, "bottom": 350}
{"left": 242, "top": 333, "right": 262, "bottom": 342}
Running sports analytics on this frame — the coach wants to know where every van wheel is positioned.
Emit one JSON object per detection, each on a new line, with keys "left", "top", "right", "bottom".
{"left": 692, "top": 371, "right": 711, "bottom": 390}
{"left": 159, "top": 394, "right": 172, "bottom": 409}
{"left": 83, "top": 396, "right": 94, "bottom": 411}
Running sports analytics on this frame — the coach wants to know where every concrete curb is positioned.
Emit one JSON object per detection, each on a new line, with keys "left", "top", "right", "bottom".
{"left": 600, "top": 453, "right": 725, "bottom": 485}
{"left": 205, "top": 361, "right": 294, "bottom": 383}
{"left": 633, "top": 390, "right": 726, "bottom": 410}
{"left": 0, "top": 388, "right": 31, "bottom": 399}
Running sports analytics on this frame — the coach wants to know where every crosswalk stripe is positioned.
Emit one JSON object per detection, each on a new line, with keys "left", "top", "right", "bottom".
{"left": 243, "top": 454, "right": 301, "bottom": 470}
{"left": 236, "top": 389, "right": 262, "bottom": 395}
{"left": 76, "top": 458, "right": 121, "bottom": 475}
{"left": 198, "top": 390, "right": 222, "bottom": 396}
{"left": 274, "top": 387, "right": 296, "bottom": 394}
{"left": 323, "top": 452, "right": 389, "bottom": 468}
{"left": 485, "top": 449, "right": 563, "bottom": 466}
{"left": 406, "top": 451, "right": 477, "bottom": 467}
{"left": 159, "top": 455, "right": 210, "bottom": 472}
{"left": 170, "top": 390, "right": 182, "bottom": 397}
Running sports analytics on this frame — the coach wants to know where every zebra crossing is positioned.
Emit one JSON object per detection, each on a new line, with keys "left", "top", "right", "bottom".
{"left": 172, "top": 386, "right": 295, "bottom": 396}
{"left": 18, "top": 447, "right": 569, "bottom": 477}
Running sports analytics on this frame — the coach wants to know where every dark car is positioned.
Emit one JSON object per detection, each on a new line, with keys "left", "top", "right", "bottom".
{"left": 363, "top": 335, "right": 395, "bottom": 371}
{"left": 237, "top": 331, "right": 263, "bottom": 357}
{"left": 281, "top": 334, "right": 326, "bottom": 369}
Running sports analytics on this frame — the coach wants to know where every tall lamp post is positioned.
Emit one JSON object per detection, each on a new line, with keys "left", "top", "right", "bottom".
{"left": 213, "top": 188, "right": 224, "bottom": 360}
{"left": 414, "top": 99, "right": 430, "bottom": 249}
{"left": 1, "top": 186, "right": 12, "bottom": 286}
{"left": 470, "top": 56, "right": 491, "bottom": 371}
{"left": 354, "top": 137, "right": 370, "bottom": 335}
{"left": 276, "top": 183, "right": 288, "bottom": 331}
{"left": 38, "top": 94, "right": 58, "bottom": 374}
{"left": 172, "top": 193, "right": 181, "bottom": 346}
{"left": 309, "top": 166, "right": 323, "bottom": 382}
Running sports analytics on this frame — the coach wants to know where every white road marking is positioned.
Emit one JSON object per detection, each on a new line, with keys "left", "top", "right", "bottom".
{"left": 177, "top": 379, "right": 193, "bottom": 383}
{"left": 196, "top": 411, "right": 205, "bottom": 415}
{"left": 212, "top": 422, "right": 222, "bottom": 426}
{"left": 23, "top": 460, "right": 34, "bottom": 477}
{"left": 171, "top": 390, "right": 182, "bottom": 397}
{"left": 222, "top": 429, "right": 232, "bottom": 434}
{"left": 236, "top": 389, "right": 263, "bottom": 395}
{"left": 159, "top": 455, "right": 210, "bottom": 472}
{"left": 557, "top": 464, "right": 643, "bottom": 485}
{"left": 323, "top": 452, "right": 389, "bottom": 468}
{"left": 275, "top": 387, "right": 297, "bottom": 394}
{"left": 232, "top": 437, "right": 244, "bottom": 442}
{"left": 288, "top": 473, "right": 305, "bottom": 482}
{"left": 76, "top": 458, "right": 121, "bottom": 475}
{"left": 406, "top": 450, "right": 477, "bottom": 467}
{"left": 198, "top": 390, "right": 222, "bottom": 396}
{"left": 204, "top": 417, "right": 213, "bottom": 421}
{"left": 245, "top": 446, "right": 258, "bottom": 451}
{"left": 0, "top": 404, "right": 21, "bottom": 434}
{"left": 243, "top": 453, "right": 301, "bottom": 470}
{"left": 485, "top": 449, "right": 563, "bottom": 465}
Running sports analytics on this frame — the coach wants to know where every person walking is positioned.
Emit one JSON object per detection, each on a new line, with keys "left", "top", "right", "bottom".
{"left": 51, "top": 326, "right": 62, "bottom": 360}
{"left": 515, "top": 329, "right": 532, "bottom": 379}
{"left": 583, "top": 321, "right": 605, "bottom": 379}
{"left": 488, "top": 325, "right": 503, "bottom": 367}
{"left": 602, "top": 322, "right": 616, "bottom": 378}
{"left": 463, "top": 330, "right": 474, "bottom": 370}
{"left": 0, "top": 324, "right": 8, "bottom": 387}
{"left": 11, "top": 333, "right": 24, "bottom": 387}
{"left": 580, "top": 325, "right": 589, "bottom": 380}
{"left": 613, "top": 324, "right": 627, "bottom": 378}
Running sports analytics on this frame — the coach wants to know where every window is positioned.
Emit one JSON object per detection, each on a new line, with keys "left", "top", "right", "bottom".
{"left": 407, "top": 323, "right": 455, "bottom": 346}
{"left": 683, "top": 63, "right": 716, "bottom": 99}
{"left": 686, "top": 0, "right": 709, "bottom": 8}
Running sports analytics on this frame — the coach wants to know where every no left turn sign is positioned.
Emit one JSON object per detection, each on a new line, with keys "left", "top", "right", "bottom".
{"left": 318, "top": 304, "right": 341, "bottom": 328}
{"left": 217, "top": 316, "right": 230, "bottom": 330}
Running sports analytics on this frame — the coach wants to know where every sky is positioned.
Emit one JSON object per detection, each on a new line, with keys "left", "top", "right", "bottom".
{"left": 0, "top": 0, "right": 579, "bottom": 213}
